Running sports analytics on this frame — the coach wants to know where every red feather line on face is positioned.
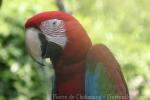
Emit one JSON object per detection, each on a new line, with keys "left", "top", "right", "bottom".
{"left": 25, "top": 11, "right": 92, "bottom": 64}
{"left": 40, "top": 19, "right": 66, "bottom": 37}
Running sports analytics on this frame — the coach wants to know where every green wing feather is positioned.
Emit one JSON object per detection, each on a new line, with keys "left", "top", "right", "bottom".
{"left": 85, "top": 44, "right": 129, "bottom": 100}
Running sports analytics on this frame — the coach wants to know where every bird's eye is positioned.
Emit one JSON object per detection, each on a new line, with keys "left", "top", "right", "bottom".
{"left": 51, "top": 19, "right": 59, "bottom": 27}
{"left": 52, "top": 21, "right": 57, "bottom": 26}
{"left": 40, "top": 19, "right": 65, "bottom": 34}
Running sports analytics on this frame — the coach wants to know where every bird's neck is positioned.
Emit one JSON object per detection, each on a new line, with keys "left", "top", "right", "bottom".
{"left": 53, "top": 60, "right": 86, "bottom": 99}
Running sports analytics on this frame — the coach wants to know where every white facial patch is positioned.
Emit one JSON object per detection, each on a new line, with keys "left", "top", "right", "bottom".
{"left": 45, "top": 35, "right": 67, "bottom": 48}
{"left": 25, "top": 28, "right": 43, "bottom": 64}
{"left": 40, "top": 19, "right": 67, "bottom": 48}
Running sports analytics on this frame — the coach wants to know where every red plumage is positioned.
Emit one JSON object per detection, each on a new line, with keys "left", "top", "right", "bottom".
{"left": 25, "top": 11, "right": 129, "bottom": 100}
{"left": 25, "top": 11, "right": 92, "bottom": 98}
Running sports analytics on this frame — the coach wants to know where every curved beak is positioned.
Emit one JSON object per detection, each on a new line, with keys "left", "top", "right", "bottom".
{"left": 25, "top": 28, "right": 63, "bottom": 65}
{"left": 25, "top": 28, "right": 44, "bottom": 65}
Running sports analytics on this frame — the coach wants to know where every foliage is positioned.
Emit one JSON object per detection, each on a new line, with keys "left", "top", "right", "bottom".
{"left": 0, "top": 0, "right": 2, "bottom": 7}
{"left": 0, "top": 0, "right": 150, "bottom": 100}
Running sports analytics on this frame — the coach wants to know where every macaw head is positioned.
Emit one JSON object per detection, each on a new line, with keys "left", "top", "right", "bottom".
{"left": 25, "top": 11, "right": 92, "bottom": 65}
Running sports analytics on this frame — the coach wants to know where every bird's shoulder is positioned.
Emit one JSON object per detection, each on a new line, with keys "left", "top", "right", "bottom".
{"left": 87, "top": 44, "right": 117, "bottom": 64}
{"left": 85, "top": 44, "right": 129, "bottom": 97}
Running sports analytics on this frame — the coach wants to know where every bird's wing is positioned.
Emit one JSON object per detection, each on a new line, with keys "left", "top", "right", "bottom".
{"left": 85, "top": 44, "right": 129, "bottom": 100}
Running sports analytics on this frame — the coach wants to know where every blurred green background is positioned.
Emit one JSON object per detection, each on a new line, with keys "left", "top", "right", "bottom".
{"left": 0, "top": 0, "right": 150, "bottom": 100}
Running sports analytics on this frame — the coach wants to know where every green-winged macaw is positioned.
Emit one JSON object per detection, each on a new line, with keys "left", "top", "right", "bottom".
{"left": 25, "top": 11, "right": 129, "bottom": 100}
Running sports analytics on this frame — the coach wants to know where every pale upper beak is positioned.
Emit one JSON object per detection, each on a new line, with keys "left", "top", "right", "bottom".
{"left": 25, "top": 28, "right": 44, "bottom": 65}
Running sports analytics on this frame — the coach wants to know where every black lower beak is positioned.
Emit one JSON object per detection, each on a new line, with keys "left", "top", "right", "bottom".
{"left": 39, "top": 33, "right": 63, "bottom": 63}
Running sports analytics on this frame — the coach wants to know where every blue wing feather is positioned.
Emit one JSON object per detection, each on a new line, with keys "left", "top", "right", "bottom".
{"left": 85, "top": 44, "right": 129, "bottom": 100}
{"left": 85, "top": 63, "right": 105, "bottom": 100}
